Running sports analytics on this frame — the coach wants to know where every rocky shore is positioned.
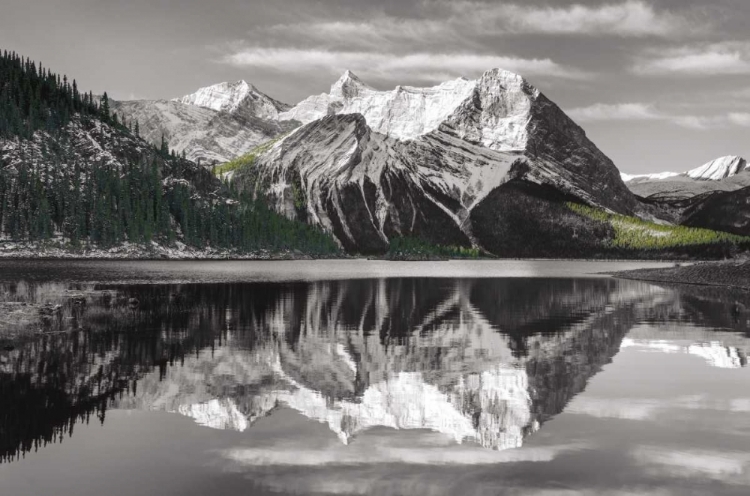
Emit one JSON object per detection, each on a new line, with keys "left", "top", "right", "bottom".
{"left": 612, "top": 259, "right": 750, "bottom": 290}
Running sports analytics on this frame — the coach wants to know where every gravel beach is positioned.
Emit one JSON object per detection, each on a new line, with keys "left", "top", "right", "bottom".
{"left": 612, "top": 260, "right": 750, "bottom": 290}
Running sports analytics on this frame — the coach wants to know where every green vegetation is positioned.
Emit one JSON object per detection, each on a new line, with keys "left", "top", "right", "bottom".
{"left": 0, "top": 51, "right": 341, "bottom": 256}
{"left": 0, "top": 154, "right": 340, "bottom": 255}
{"left": 386, "top": 236, "right": 483, "bottom": 260}
{"left": 567, "top": 202, "right": 750, "bottom": 250}
{"left": 213, "top": 137, "right": 282, "bottom": 177}
{"left": 0, "top": 50, "right": 132, "bottom": 139}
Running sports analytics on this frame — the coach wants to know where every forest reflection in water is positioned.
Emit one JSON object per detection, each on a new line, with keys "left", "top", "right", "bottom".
{"left": 2, "top": 275, "right": 749, "bottom": 468}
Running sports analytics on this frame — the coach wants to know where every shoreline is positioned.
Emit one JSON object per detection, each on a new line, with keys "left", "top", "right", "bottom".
{"left": 610, "top": 260, "right": 750, "bottom": 291}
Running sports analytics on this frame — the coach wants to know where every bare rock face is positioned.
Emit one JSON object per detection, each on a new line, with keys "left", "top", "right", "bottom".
{"left": 238, "top": 69, "right": 647, "bottom": 253}
{"left": 113, "top": 82, "right": 296, "bottom": 165}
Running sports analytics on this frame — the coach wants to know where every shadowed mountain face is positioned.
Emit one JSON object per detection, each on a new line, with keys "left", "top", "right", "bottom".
{"left": 2, "top": 277, "right": 749, "bottom": 462}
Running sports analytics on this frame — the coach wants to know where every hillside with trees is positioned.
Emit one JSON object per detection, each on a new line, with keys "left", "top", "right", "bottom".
{"left": 0, "top": 50, "right": 340, "bottom": 257}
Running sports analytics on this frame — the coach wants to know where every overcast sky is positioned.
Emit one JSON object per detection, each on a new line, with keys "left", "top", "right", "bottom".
{"left": 2, "top": 0, "right": 750, "bottom": 174}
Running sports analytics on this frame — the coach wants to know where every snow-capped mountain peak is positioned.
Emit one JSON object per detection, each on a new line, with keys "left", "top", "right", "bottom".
{"left": 687, "top": 155, "right": 746, "bottom": 181}
{"left": 621, "top": 156, "right": 747, "bottom": 184}
{"left": 279, "top": 69, "right": 508, "bottom": 142}
{"left": 176, "top": 80, "right": 255, "bottom": 113}
{"left": 174, "top": 80, "right": 290, "bottom": 121}
{"left": 330, "top": 70, "right": 373, "bottom": 100}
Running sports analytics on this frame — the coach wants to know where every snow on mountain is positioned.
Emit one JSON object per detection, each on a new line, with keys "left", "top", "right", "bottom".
{"left": 175, "top": 80, "right": 290, "bottom": 120}
{"left": 621, "top": 171, "right": 681, "bottom": 182}
{"left": 624, "top": 156, "right": 747, "bottom": 184}
{"left": 687, "top": 155, "right": 747, "bottom": 181}
{"left": 239, "top": 68, "right": 645, "bottom": 253}
{"left": 279, "top": 70, "right": 533, "bottom": 148}
{"left": 622, "top": 155, "right": 749, "bottom": 200}
{"left": 112, "top": 98, "right": 296, "bottom": 164}
{"left": 113, "top": 80, "right": 294, "bottom": 164}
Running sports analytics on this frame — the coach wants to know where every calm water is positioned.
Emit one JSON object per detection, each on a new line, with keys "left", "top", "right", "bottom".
{"left": 1, "top": 260, "right": 749, "bottom": 496}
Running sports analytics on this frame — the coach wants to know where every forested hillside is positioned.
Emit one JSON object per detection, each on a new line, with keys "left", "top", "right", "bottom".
{"left": 0, "top": 50, "right": 339, "bottom": 257}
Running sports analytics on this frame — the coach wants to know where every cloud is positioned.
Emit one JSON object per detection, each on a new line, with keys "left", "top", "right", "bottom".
{"left": 254, "top": 1, "right": 694, "bottom": 52}
{"left": 568, "top": 103, "right": 661, "bottom": 122}
{"left": 220, "top": 444, "right": 580, "bottom": 467}
{"left": 566, "top": 395, "right": 750, "bottom": 421}
{"left": 566, "top": 102, "right": 750, "bottom": 129}
{"left": 222, "top": 47, "right": 587, "bottom": 82}
{"left": 634, "top": 42, "right": 750, "bottom": 76}
{"left": 672, "top": 114, "right": 750, "bottom": 129}
{"left": 729, "top": 112, "right": 750, "bottom": 126}
{"left": 464, "top": 0, "right": 690, "bottom": 37}
{"left": 633, "top": 446, "right": 750, "bottom": 480}
{"left": 566, "top": 397, "right": 660, "bottom": 420}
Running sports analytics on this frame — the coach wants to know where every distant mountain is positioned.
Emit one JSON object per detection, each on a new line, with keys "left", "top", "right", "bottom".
{"left": 112, "top": 80, "right": 298, "bottom": 165}
{"left": 235, "top": 69, "right": 663, "bottom": 255}
{"left": 176, "top": 80, "right": 289, "bottom": 118}
{"left": 623, "top": 156, "right": 749, "bottom": 200}
{"left": 621, "top": 156, "right": 750, "bottom": 237}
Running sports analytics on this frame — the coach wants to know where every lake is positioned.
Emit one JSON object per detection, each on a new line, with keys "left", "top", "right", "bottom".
{"left": 1, "top": 260, "right": 749, "bottom": 496}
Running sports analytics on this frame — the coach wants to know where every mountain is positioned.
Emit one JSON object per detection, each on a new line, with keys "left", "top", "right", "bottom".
{"left": 176, "top": 80, "right": 289, "bottom": 118}
{"left": 623, "top": 156, "right": 750, "bottom": 200}
{"left": 234, "top": 69, "right": 668, "bottom": 255}
{"left": 620, "top": 156, "right": 750, "bottom": 236}
{"left": 112, "top": 80, "right": 298, "bottom": 165}
{"left": 0, "top": 51, "right": 339, "bottom": 257}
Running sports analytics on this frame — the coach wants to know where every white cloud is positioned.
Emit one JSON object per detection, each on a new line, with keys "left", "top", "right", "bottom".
{"left": 566, "top": 102, "right": 750, "bottom": 130}
{"left": 729, "top": 112, "right": 750, "bottom": 126}
{"left": 567, "top": 395, "right": 750, "bottom": 421}
{"left": 671, "top": 114, "right": 750, "bottom": 129}
{"left": 477, "top": 1, "right": 688, "bottom": 37}
{"left": 672, "top": 115, "right": 727, "bottom": 129}
{"left": 566, "top": 397, "right": 660, "bottom": 420}
{"left": 256, "top": 1, "right": 693, "bottom": 50}
{"left": 219, "top": 442, "right": 588, "bottom": 467}
{"left": 634, "top": 43, "right": 750, "bottom": 76}
{"left": 633, "top": 446, "right": 750, "bottom": 480}
{"left": 568, "top": 103, "right": 661, "bottom": 122}
{"left": 222, "top": 48, "right": 587, "bottom": 81}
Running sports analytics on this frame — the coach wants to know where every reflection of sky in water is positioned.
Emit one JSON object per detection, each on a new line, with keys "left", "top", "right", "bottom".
{"left": 1, "top": 265, "right": 750, "bottom": 495}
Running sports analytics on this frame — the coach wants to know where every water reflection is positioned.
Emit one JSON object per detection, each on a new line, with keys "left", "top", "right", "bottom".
{"left": 1, "top": 277, "right": 749, "bottom": 464}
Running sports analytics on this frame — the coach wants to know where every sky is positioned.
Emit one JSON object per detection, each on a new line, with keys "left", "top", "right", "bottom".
{"left": 2, "top": 0, "right": 750, "bottom": 174}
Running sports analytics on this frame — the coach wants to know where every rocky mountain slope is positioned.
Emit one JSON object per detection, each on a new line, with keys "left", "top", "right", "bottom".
{"left": 621, "top": 156, "right": 750, "bottom": 236}
{"left": 112, "top": 80, "right": 298, "bottom": 165}
{"left": 235, "top": 69, "right": 650, "bottom": 254}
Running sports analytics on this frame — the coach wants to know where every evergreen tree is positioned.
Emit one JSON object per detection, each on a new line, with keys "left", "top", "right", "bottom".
{"left": 100, "top": 92, "right": 110, "bottom": 123}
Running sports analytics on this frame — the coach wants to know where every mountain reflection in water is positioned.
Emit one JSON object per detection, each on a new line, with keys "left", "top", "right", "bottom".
{"left": 1, "top": 277, "right": 749, "bottom": 465}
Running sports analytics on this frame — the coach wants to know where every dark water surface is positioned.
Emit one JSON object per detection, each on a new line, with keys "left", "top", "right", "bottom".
{"left": 1, "top": 260, "right": 749, "bottom": 496}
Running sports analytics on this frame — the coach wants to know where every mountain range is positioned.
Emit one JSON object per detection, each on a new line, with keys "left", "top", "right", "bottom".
{"left": 3, "top": 49, "right": 749, "bottom": 258}
{"left": 112, "top": 68, "right": 750, "bottom": 256}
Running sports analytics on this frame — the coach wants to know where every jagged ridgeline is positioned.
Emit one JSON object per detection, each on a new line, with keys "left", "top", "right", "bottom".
{"left": 0, "top": 51, "right": 339, "bottom": 256}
